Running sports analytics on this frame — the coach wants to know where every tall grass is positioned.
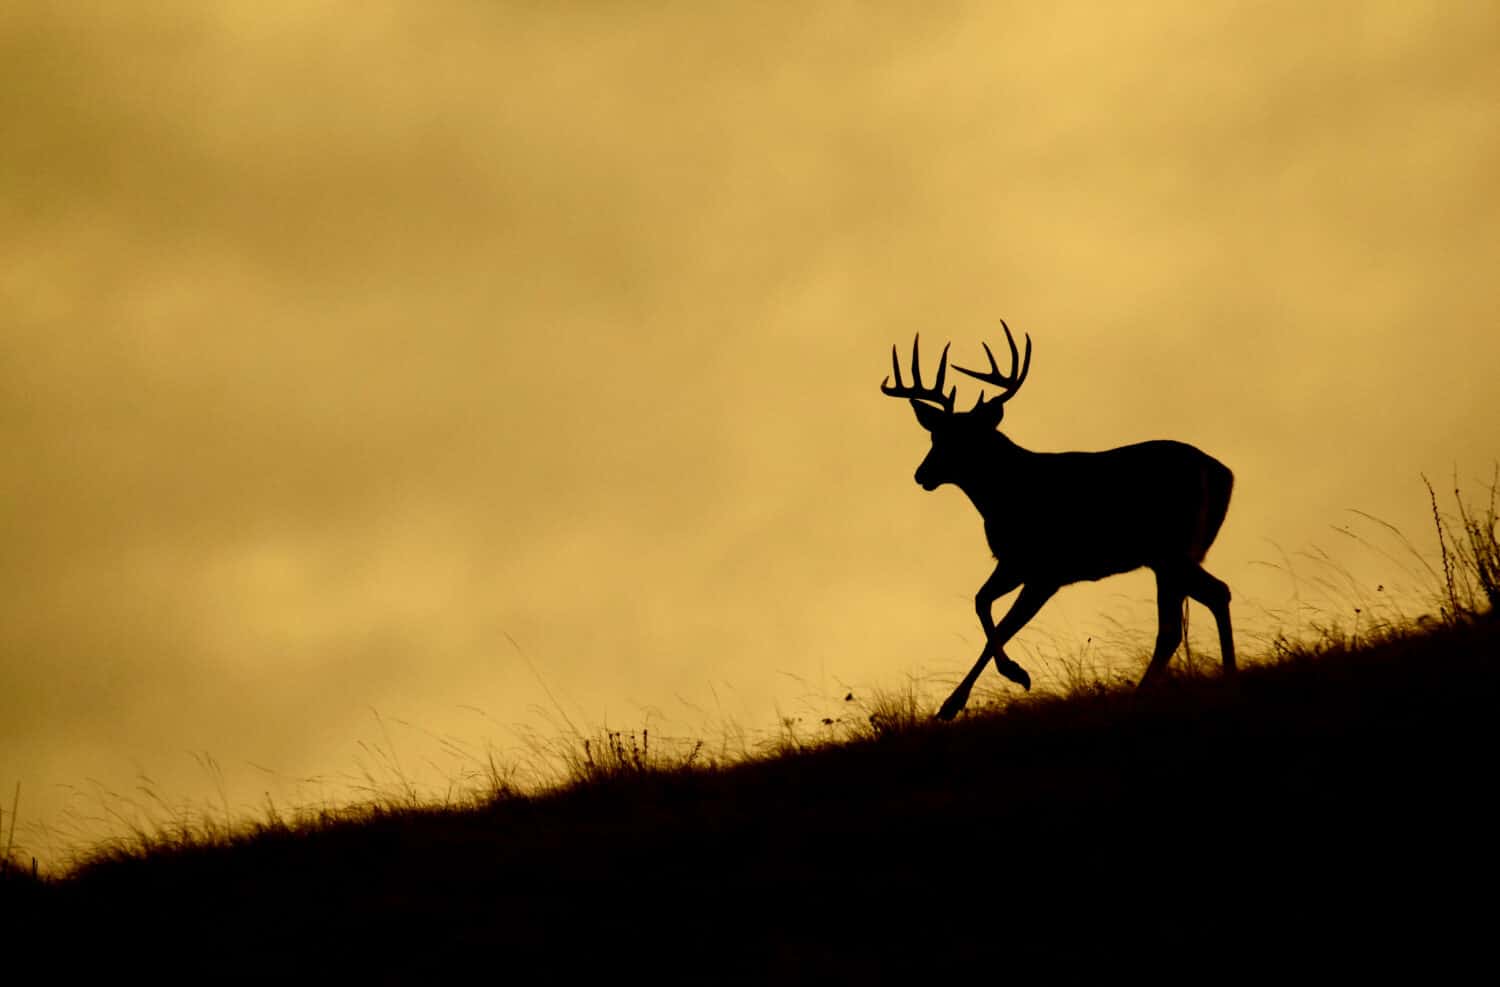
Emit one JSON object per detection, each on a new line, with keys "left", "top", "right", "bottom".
{"left": 0, "top": 782, "right": 26, "bottom": 880}
{"left": 1427, "top": 466, "right": 1500, "bottom": 623}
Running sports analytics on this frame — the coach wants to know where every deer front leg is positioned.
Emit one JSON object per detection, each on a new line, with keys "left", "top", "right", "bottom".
{"left": 936, "top": 576, "right": 1056, "bottom": 721}
{"left": 973, "top": 563, "right": 1025, "bottom": 685}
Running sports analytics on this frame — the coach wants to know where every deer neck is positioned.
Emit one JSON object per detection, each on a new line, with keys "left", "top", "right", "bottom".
{"left": 953, "top": 431, "right": 1036, "bottom": 514}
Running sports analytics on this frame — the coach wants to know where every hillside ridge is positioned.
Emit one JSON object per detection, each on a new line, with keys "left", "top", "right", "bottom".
{"left": 6, "top": 619, "right": 1496, "bottom": 978}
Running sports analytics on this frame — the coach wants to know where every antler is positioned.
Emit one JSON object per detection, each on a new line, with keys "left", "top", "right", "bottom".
{"left": 954, "top": 319, "right": 1031, "bottom": 408}
{"left": 880, "top": 334, "right": 956, "bottom": 412}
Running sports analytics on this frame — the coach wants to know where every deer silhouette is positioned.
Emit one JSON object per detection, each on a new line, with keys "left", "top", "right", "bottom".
{"left": 881, "top": 322, "right": 1236, "bottom": 720}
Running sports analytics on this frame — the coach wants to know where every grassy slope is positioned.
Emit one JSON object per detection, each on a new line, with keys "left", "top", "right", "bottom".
{"left": 6, "top": 620, "right": 1497, "bottom": 979}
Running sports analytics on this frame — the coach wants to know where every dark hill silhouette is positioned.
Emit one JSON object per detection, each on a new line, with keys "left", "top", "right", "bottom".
{"left": 5, "top": 618, "right": 1494, "bottom": 980}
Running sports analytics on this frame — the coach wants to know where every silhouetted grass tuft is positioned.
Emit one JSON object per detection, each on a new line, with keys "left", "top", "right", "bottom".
{"left": 566, "top": 728, "right": 712, "bottom": 784}
{"left": 856, "top": 676, "right": 928, "bottom": 739}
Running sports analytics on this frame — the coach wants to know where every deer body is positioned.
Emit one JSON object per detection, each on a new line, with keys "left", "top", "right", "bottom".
{"left": 962, "top": 439, "right": 1233, "bottom": 583}
{"left": 883, "top": 325, "right": 1236, "bottom": 719}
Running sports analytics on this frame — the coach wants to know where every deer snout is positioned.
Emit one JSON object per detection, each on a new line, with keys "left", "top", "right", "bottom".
{"left": 914, "top": 451, "right": 943, "bottom": 490}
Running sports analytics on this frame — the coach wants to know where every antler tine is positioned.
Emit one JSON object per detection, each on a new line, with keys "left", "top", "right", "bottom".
{"left": 879, "top": 334, "right": 956, "bottom": 412}
{"left": 884, "top": 343, "right": 905, "bottom": 392}
{"left": 977, "top": 341, "right": 1002, "bottom": 379}
{"left": 1002, "top": 319, "right": 1033, "bottom": 393}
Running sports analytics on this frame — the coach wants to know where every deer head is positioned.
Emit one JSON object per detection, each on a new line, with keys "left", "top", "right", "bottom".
{"left": 879, "top": 321, "right": 1032, "bottom": 491}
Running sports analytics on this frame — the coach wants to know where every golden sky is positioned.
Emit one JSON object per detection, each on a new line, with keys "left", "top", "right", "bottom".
{"left": 3, "top": 1, "right": 1497, "bottom": 865}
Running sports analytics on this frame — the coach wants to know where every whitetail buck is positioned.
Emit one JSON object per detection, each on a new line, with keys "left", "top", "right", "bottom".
{"left": 881, "top": 322, "right": 1236, "bottom": 720}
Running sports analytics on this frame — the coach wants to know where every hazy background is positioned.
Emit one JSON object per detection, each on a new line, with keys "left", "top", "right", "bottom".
{"left": 4, "top": 1, "right": 1497, "bottom": 867}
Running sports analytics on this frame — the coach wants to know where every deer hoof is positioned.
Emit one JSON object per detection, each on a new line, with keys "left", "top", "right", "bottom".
{"left": 935, "top": 696, "right": 965, "bottom": 721}
{"left": 996, "top": 659, "right": 1031, "bottom": 691}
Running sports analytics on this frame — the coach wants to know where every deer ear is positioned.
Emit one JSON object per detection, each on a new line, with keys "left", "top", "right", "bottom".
{"left": 974, "top": 398, "right": 1007, "bottom": 430}
{"left": 910, "top": 399, "right": 947, "bottom": 432}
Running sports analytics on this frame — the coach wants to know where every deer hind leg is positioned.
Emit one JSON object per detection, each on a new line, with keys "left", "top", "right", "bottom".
{"left": 936, "top": 580, "right": 1055, "bottom": 721}
{"left": 1139, "top": 571, "right": 1186, "bottom": 687}
{"left": 1185, "top": 565, "right": 1235, "bottom": 676}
